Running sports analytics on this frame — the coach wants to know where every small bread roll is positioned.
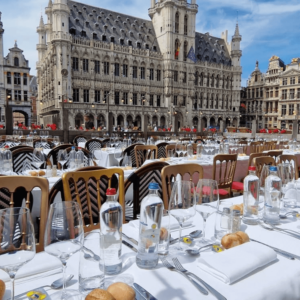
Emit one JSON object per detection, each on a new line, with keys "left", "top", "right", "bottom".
{"left": 107, "top": 282, "right": 135, "bottom": 300}
{"left": 0, "top": 279, "right": 5, "bottom": 300}
{"left": 38, "top": 170, "right": 46, "bottom": 176}
{"left": 159, "top": 158, "right": 166, "bottom": 162}
{"left": 29, "top": 171, "right": 38, "bottom": 176}
{"left": 235, "top": 231, "right": 250, "bottom": 244}
{"left": 85, "top": 289, "right": 115, "bottom": 300}
{"left": 231, "top": 204, "right": 244, "bottom": 215}
{"left": 160, "top": 227, "right": 168, "bottom": 241}
{"left": 221, "top": 233, "right": 242, "bottom": 249}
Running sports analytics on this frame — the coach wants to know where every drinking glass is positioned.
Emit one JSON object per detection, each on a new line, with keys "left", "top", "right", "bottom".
{"left": 5, "top": 135, "right": 13, "bottom": 147}
{"left": 41, "top": 137, "right": 48, "bottom": 148}
{"left": 58, "top": 149, "right": 68, "bottom": 170}
{"left": 182, "top": 144, "right": 187, "bottom": 159}
{"left": 168, "top": 180, "right": 196, "bottom": 250}
{"left": 45, "top": 131, "right": 49, "bottom": 138}
{"left": 0, "top": 208, "right": 36, "bottom": 300}
{"left": 114, "top": 146, "right": 123, "bottom": 166}
{"left": 44, "top": 202, "right": 84, "bottom": 300}
{"left": 53, "top": 136, "right": 60, "bottom": 147}
{"left": 26, "top": 136, "right": 33, "bottom": 147}
{"left": 278, "top": 163, "right": 296, "bottom": 208}
{"left": 32, "top": 148, "right": 45, "bottom": 175}
{"left": 195, "top": 179, "right": 219, "bottom": 241}
{"left": 175, "top": 142, "right": 182, "bottom": 158}
{"left": 124, "top": 155, "right": 132, "bottom": 167}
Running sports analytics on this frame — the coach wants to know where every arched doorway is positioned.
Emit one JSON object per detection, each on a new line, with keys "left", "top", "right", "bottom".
{"left": 201, "top": 117, "right": 207, "bottom": 129}
{"left": 127, "top": 115, "right": 133, "bottom": 128}
{"left": 176, "top": 112, "right": 183, "bottom": 130}
{"left": 226, "top": 118, "right": 231, "bottom": 127}
{"left": 232, "top": 118, "right": 237, "bottom": 127}
{"left": 210, "top": 117, "right": 216, "bottom": 127}
{"left": 135, "top": 115, "right": 141, "bottom": 128}
{"left": 84, "top": 113, "right": 95, "bottom": 129}
{"left": 13, "top": 111, "right": 28, "bottom": 127}
{"left": 75, "top": 113, "right": 84, "bottom": 129}
{"left": 217, "top": 117, "right": 222, "bottom": 127}
{"left": 97, "top": 114, "right": 106, "bottom": 128}
{"left": 193, "top": 117, "right": 198, "bottom": 128}
{"left": 117, "top": 115, "right": 124, "bottom": 127}
{"left": 160, "top": 116, "right": 166, "bottom": 128}
{"left": 152, "top": 115, "right": 158, "bottom": 126}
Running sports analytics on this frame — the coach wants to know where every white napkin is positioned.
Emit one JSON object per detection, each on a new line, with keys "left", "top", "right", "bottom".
{"left": 197, "top": 242, "right": 277, "bottom": 284}
{"left": 128, "top": 216, "right": 193, "bottom": 231}
{"left": 0, "top": 252, "right": 62, "bottom": 284}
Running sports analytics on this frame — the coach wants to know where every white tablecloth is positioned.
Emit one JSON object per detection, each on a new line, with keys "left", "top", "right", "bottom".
{"left": 94, "top": 149, "right": 121, "bottom": 168}
{"left": 5, "top": 196, "right": 300, "bottom": 300}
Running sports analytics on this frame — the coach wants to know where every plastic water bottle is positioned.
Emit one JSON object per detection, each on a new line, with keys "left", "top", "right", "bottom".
{"left": 147, "top": 137, "right": 151, "bottom": 145}
{"left": 136, "top": 183, "right": 163, "bottom": 269}
{"left": 243, "top": 166, "right": 260, "bottom": 225}
{"left": 69, "top": 146, "right": 76, "bottom": 170}
{"left": 263, "top": 166, "right": 282, "bottom": 224}
{"left": 3, "top": 145, "right": 12, "bottom": 173}
{"left": 76, "top": 147, "right": 85, "bottom": 169}
{"left": 187, "top": 141, "right": 193, "bottom": 159}
{"left": 100, "top": 188, "right": 123, "bottom": 275}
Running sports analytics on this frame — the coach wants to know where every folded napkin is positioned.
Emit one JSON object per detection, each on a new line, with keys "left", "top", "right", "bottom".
{"left": 129, "top": 215, "right": 193, "bottom": 231}
{"left": 197, "top": 242, "right": 277, "bottom": 284}
{"left": 0, "top": 252, "right": 62, "bottom": 284}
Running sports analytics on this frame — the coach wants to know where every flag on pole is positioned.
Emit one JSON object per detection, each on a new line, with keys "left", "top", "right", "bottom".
{"left": 175, "top": 46, "right": 180, "bottom": 59}
{"left": 187, "top": 46, "right": 197, "bottom": 63}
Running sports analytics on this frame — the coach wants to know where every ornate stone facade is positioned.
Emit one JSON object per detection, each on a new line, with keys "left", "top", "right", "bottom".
{"left": 245, "top": 56, "right": 300, "bottom": 130}
{"left": 37, "top": 0, "right": 242, "bottom": 131}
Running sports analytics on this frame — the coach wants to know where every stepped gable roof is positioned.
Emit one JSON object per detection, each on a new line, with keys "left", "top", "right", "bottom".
{"left": 195, "top": 32, "right": 231, "bottom": 66}
{"left": 68, "top": 0, "right": 159, "bottom": 51}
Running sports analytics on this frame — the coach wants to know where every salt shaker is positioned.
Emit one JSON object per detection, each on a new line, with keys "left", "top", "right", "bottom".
{"left": 46, "top": 166, "right": 52, "bottom": 178}
{"left": 231, "top": 210, "right": 241, "bottom": 233}
{"left": 220, "top": 207, "right": 231, "bottom": 230}
{"left": 52, "top": 165, "right": 57, "bottom": 177}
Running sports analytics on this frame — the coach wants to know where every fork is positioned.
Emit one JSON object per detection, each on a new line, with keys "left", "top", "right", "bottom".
{"left": 172, "top": 257, "right": 227, "bottom": 300}
{"left": 160, "top": 258, "right": 208, "bottom": 295}
{"left": 260, "top": 223, "right": 300, "bottom": 239}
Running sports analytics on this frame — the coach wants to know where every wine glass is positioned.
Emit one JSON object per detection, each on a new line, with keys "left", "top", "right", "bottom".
{"left": 114, "top": 145, "right": 123, "bottom": 166}
{"left": 168, "top": 180, "right": 196, "bottom": 250}
{"left": 44, "top": 202, "right": 84, "bottom": 300}
{"left": 58, "top": 149, "right": 68, "bottom": 170}
{"left": 181, "top": 144, "right": 187, "bottom": 159}
{"left": 53, "top": 136, "right": 60, "bottom": 147}
{"left": 175, "top": 142, "right": 182, "bottom": 159}
{"left": 0, "top": 208, "right": 36, "bottom": 300}
{"left": 32, "top": 148, "right": 45, "bottom": 175}
{"left": 195, "top": 179, "right": 219, "bottom": 241}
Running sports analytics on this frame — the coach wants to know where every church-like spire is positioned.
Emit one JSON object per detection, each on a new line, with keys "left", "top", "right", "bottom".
{"left": 234, "top": 23, "right": 240, "bottom": 36}
{"left": 48, "top": 0, "right": 52, "bottom": 7}
{"left": 39, "top": 15, "right": 44, "bottom": 27}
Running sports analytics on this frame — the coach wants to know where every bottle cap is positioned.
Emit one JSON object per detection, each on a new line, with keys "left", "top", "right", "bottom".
{"left": 72, "top": 146, "right": 75, "bottom": 150}
{"left": 4, "top": 145, "right": 9, "bottom": 149}
{"left": 248, "top": 166, "right": 256, "bottom": 171}
{"left": 232, "top": 209, "right": 241, "bottom": 216}
{"left": 269, "top": 166, "right": 277, "bottom": 172}
{"left": 223, "top": 207, "right": 231, "bottom": 214}
{"left": 106, "top": 188, "right": 117, "bottom": 196}
{"left": 78, "top": 147, "right": 82, "bottom": 150}
{"left": 149, "top": 182, "right": 159, "bottom": 190}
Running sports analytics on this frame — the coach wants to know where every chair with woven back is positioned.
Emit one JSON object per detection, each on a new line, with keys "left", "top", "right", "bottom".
{"left": 62, "top": 146, "right": 96, "bottom": 170}
{"left": 9, "top": 145, "right": 31, "bottom": 152}
{"left": 46, "top": 144, "right": 72, "bottom": 168}
{"left": 85, "top": 139, "right": 102, "bottom": 153}
{"left": 267, "top": 150, "right": 283, "bottom": 163}
{"left": 119, "top": 143, "right": 142, "bottom": 167}
{"left": 73, "top": 135, "right": 88, "bottom": 146}
{"left": 0, "top": 176, "right": 49, "bottom": 252}
{"left": 33, "top": 139, "right": 53, "bottom": 150}
{"left": 278, "top": 155, "right": 299, "bottom": 180}
{"left": 62, "top": 168, "right": 125, "bottom": 232}
{"left": 124, "top": 161, "right": 168, "bottom": 220}
{"left": 253, "top": 156, "right": 276, "bottom": 179}
{"left": 161, "top": 164, "right": 204, "bottom": 209}
{"left": 156, "top": 142, "right": 169, "bottom": 159}
{"left": 213, "top": 154, "right": 238, "bottom": 199}
{"left": 134, "top": 145, "right": 158, "bottom": 168}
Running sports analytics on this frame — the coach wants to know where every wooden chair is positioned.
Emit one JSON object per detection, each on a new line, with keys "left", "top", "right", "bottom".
{"left": 0, "top": 176, "right": 49, "bottom": 252}
{"left": 62, "top": 168, "right": 125, "bottom": 232}
{"left": 134, "top": 145, "right": 158, "bottom": 168}
{"left": 46, "top": 144, "right": 72, "bottom": 168}
{"left": 124, "top": 161, "right": 168, "bottom": 220}
{"left": 264, "top": 141, "right": 276, "bottom": 151}
{"left": 267, "top": 150, "right": 283, "bottom": 163}
{"left": 166, "top": 144, "right": 176, "bottom": 157}
{"left": 253, "top": 156, "right": 276, "bottom": 179}
{"left": 161, "top": 164, "right": 204, "bottom": 209}
{"left": 248, "top": 152, "right": 265, "bottom": 168}
{"left": 278, "top": 155, "right": 299, "bottom": 180}
{"left": 213, "top": 154, "right": 238, "bottom": 199}
{"left": 249, "top": 142, "right": 262, "bottom": 154}
{"left": 238, "top": 141, "right": 248, "bottom": 154}
{"left": 73, "top": 135, "right": 87, "bottom": 146}
{"left": 156, "top": 142, "right": 169, "bottom": 159}
{"left": 85, "top": 139, "right": 102, "bottom": 153}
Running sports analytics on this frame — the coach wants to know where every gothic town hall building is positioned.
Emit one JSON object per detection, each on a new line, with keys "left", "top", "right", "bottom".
{"left": 36, "top": 0, "right": 242, "bottom": 131}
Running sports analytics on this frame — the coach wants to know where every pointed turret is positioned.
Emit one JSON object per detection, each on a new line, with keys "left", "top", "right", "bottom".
{"left": 14, "top": 40, "right": 18, "bottom": 48}
{"left": 48, "top": 0, "right": 52, "bottom": 7}
{"left": 39, "top": 15, "right": 44, "bottom": 27}
{"left": 234, "top": 23, "right": 240, "bottom": 37}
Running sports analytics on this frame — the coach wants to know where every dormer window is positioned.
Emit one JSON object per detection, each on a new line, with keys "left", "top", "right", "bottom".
{"left": 127, "top": 18, "right": 130, "bottom": 22}
{"left": 69, "top": 28, "right": 76, "bottom": 35}
{"left": 137, "top": 42, "right": 141, "bottom": 49}
{"left": 111, "top": 37, "right": 115, "bottom": 43}
{"left": 14, "top": 57, "right": 19, "bottom": 67}
{"left": 153, "top": 46, "right": 157, "bottom": 51}
{"left": 86, "top": 21, "right": 89, "bottom": 26}
{"left": 106, "top": 17, "right": 110, "bottom": 21}
{"left": 145, "top": 44, "right": 149, "bottom": 49}
{"left": 81, "top": 30, "right": 86, "bottom": 37}
{"left": 128, "top": 40, "right": 132, "bottom": 46}
{"left": 83, "top": 6, "right": 86, "bottom": 10}
{"left": 117, "top": 15, "right": 121, "bottom": 19}
{"left": 95, "top": 22, "right": 99, "bottom": 27}
{"left": 89, "top": 13, "right": 93, "bottom": 17}
{"left": 93, "top": 9, "right": 96, "bottom": 13}
{"left": 78, "top": 11, "right": 82, "bottom": 14}
{"left": 102, "top": 35, "right": 107, "bottom": 41}
{"left": 93, "top": 33, "right": 97, "bottom": 39}
{"left": 120, "top": 39, "right": 124, "bottom": 45}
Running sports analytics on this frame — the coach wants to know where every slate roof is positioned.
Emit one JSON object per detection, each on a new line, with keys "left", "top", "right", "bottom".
{"left": 195, "top": 32, "right": 231, "bottom": 66}
{"left": 68, "top": 0, "right": 160, "bottom": 51}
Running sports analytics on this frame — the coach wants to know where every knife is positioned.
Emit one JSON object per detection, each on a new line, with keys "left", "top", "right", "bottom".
{"left": 250, "top": 239, "right": 300, "bottom": 260}
{"left": 122, "top": 232, "right": 138, "bottom": 245}
{"left": 122, "top": 240, "right": 138, "bottom": 253}
{"left": 134, "top": 283, "right": 158, "bottom": 300}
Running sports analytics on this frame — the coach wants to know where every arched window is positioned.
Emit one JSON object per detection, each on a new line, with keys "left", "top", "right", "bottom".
{"left": 215, "top": 94, "right": 219, "bottom": 109}
{"left": 195, "top": 72, "right": 199, "bottom": 85}
{"left": 207, "top": 73, "right": 210, "bottom": 87}
{"left": 175, "top": 12, "right": 179, "bottom": 33}
{"left": 216, "top": 75, "right": 219, "bottom": 88}
{"left": 183, "top": 41, "right": 188, "bottom": 62}
{"left": 200, "top": 73, "right": 204, "bottom": 86}
{"left": 200, "top": 93, "right": 203, "bottom": 108}
{"left": 175, "top": 39, "right": 180, "bottom": 60}
{"left": 14, "top": 57, "right": 19, "bottom": 67}
{"left": 211, "top": 74, "right": 214, "bottom": 87}
{"left": 184, "top": 15, "right": 188, "bottom": 35}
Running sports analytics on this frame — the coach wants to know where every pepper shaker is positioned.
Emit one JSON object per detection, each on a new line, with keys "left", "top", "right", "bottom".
{"left": 51, "top": 165, "right": 57, "bottom": 177}
{"left": 231, "top": 210, "right": 241, "bottom": 233}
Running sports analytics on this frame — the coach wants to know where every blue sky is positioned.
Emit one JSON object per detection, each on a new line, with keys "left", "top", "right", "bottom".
{"left": 1, "top": 0, "right": 300, "bottom": 86}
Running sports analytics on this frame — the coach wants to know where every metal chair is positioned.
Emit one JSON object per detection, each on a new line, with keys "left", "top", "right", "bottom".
{"left": 156, "top": 142, "right": 169, "bottom": 159}
{"left": 73, "top": 135, "right": 87, "bottom": 146}
{"left": 85, "top": 138, "right": 102, "bottom": 153}
{"left": 46, "top": 144, "right": 72, "bottom": 168}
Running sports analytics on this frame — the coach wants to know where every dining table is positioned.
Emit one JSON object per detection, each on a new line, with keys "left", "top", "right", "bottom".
{"left": 2, "top": 195, "right": 300, "bottom": 300}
